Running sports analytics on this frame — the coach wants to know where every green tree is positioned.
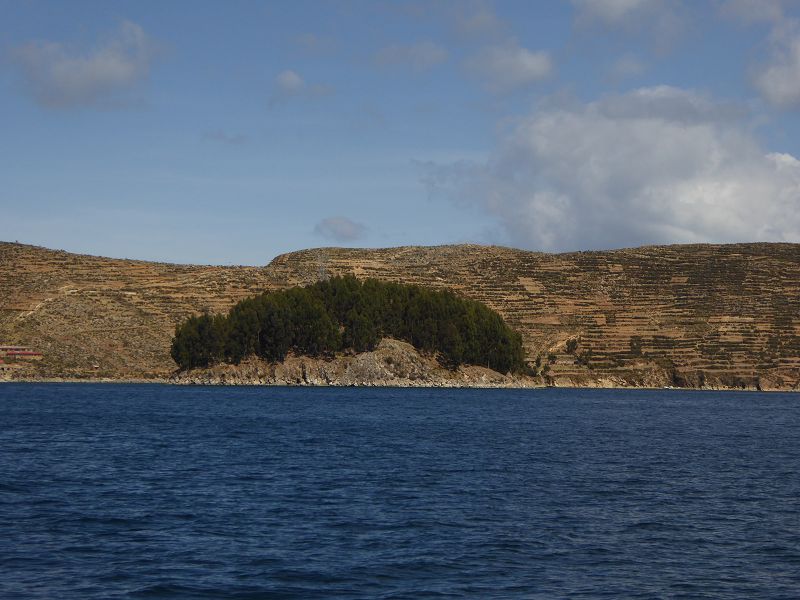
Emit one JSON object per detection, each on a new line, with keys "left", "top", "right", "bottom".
{"left": 170, "top": 275, "right": 527, "bottom": 373}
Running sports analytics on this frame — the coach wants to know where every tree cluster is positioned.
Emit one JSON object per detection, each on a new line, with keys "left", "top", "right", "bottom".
{"left": 171, "top": 275, "right": 526, "bottom": 373}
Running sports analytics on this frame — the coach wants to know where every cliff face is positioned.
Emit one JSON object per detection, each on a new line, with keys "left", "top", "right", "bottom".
{"left": 1, "top": 241, "right": 799, "bottom": 390}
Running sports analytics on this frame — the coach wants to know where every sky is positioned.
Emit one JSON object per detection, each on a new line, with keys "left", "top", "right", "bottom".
{"left": 2, "top": 0, "right": 800, "bottom": 265}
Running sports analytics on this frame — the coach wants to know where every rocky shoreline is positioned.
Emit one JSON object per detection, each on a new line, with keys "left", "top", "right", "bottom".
{"left": 169, "top": 339, "right": 540, "bottom": 388}
{"left": 2, "top": 340, "right": 795, "bottom": 391}
{"left": 165, "top": 338, "right": 792, "bottom": 392}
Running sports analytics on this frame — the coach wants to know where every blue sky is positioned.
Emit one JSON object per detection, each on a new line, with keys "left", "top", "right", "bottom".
{"left": 2, "top": 0, "right": 800, "bottom": 264}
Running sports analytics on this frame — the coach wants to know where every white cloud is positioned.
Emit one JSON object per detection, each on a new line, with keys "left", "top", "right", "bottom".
{"left": 314, "top": 216, "right": 367, "bottom": 242}
{"left": 374, "top": 41, "right": 448, "bottom": 71}
{"left": 9, "top": 20, "right": 158, "bottom": 108}
{"left": 596, "top": 85, "right": 745, "bottom": 122}
{"left": 753, "top": 36, "right": 800, "bottom": 108}
{"left": 752, "top": 20, "right": 800, "bottom": 109}
{"left": 717, "top": 1, "right": 800, "bottom": 109}
{"left": 421, "top": 86, "right": 800, "bottom": 251}
{"left": 269, "top": 69, "right": 333, "bottom": 106}
{"left": 465, "top": 41, "right": 552, "bottom": 92}
{"left": 276, "top": 69, "right": 304, "bottom": 92}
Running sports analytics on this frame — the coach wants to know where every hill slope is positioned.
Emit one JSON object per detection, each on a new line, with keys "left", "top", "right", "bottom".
{"left": 1, "top": 241, "right": 799, "bottom": 389}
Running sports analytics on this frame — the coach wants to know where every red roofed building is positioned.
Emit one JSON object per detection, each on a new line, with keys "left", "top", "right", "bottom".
{"left": 0, "top": 344, "right": 43, "bottom": 361}
{"left": 5, "top": 350, "right": 43, "bottom": 360}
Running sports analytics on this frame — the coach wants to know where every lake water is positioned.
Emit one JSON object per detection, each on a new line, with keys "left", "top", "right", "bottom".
{"left": 1, "top": 384, "right": 799, "bottom": 599}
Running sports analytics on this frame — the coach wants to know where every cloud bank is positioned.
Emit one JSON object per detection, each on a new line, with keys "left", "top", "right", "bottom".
{"left": 10, "top": 20, "right": 158, "bottom": 109}
{"left": 422, "top": 86, "right": 800, "bottom": 251}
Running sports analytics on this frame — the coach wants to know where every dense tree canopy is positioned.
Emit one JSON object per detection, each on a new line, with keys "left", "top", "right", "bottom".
{"left": 171, "top": 276, "right": 526, "bottom": 373}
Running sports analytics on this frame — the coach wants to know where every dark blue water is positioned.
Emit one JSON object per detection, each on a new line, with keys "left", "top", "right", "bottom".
{"left": 1, "top": 385, "right": 799, "bottom": 599}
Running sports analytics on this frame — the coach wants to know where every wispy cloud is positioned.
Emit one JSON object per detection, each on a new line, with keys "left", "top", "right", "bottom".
{"left": 717, "top": 0, "right": 785, "bottom": 24}
{"left": 606, "top": 54, "right": 646, "bottom": 81}
{"left": 450, "top": 0, "right": 506, "bottom": 38}
{"left": 374, "top": 41, "right": 448, "bottom": 72}
{"left": 464, "top": 41, "right": 552, "bottom": 93}
{"left": 269, "top": 69, "right": 334, "bottom": 107}
{"left": 9, "top": 20, "right": 159, "bottom": 109}
{"left": 314, "top": 216, "right": 367, "bottom": 242}
{"left": 752, "top": 25, "right": 800, "bottom": 109}
{"left": 570, "top": 0, "right": 687, "bottom": 52}
{"left": 572, "top": 0, "right": 660, "bottom": 25}
{"left": 422, "top": 86, "right": 800, "bottom": 251}
{"left": 715, "top": 0, "right": 800, "bottom": 110}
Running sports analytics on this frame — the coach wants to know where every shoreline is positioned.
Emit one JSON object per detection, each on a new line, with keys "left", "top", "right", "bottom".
{"left": 2, "top": 377, "right": 796, "bottom": 393}
{"left": 3, "top": 340, "right": 796, "bottom": 392}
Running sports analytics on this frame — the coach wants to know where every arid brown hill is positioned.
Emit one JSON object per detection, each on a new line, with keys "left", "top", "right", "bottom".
{"left": 1, "top": 241, "right": 798, "bottom": 389}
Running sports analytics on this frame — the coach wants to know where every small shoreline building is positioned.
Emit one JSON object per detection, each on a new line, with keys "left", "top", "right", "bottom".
{"left": 0, "top": 345, "right": 43, "bottom": 361}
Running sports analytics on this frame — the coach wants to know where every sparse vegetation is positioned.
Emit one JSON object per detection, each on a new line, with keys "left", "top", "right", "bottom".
{"left": 575, "top": 349, "right": 594, "bottom": 368}
{"left": 629, "top": 336, "right": 642, "bottom": 357}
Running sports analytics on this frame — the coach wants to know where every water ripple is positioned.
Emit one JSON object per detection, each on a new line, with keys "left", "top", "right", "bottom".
{"left": 1, "top": 384, "right": 799, "bottom": 598}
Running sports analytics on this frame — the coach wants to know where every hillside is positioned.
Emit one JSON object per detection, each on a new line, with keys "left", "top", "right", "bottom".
{"left": 1, "top": 241, "right": 799, "bottom": 389}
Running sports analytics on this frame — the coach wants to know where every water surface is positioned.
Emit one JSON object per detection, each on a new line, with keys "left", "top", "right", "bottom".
{"left": 1, "top": 384, "right": 799, "bottom": 598}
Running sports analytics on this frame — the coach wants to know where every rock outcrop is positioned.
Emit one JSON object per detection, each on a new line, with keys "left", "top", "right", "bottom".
{"left": 1, "top": 241, "right": 799, "bottom": 390}
{"left": 172, "top": 339, "right": 535, "bottom": 387}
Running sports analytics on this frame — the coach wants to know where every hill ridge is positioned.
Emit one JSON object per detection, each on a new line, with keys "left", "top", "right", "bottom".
{"left": 1, "top": 241, "right": 798, "bottom": 390}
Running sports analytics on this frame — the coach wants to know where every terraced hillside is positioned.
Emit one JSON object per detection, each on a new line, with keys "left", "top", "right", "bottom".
{"left": 1, "top": 241, "right": 799, "bottom": 389}
{"left": 0, "top": 243, "right": 276, "bottom": 379}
